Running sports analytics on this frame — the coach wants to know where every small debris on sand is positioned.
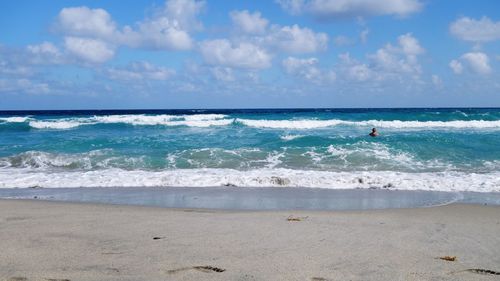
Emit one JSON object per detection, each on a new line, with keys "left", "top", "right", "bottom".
{"left": 437, "top": 256, "right": 456, "bottom": 261}
{"left": 287, "top": 215, "right": 308, "bottom": 222}
{"left": 167, "top": 265, "right": 225, "bottom": 274}
{"left": 193, "top": 266, "right": 225, "bottom": 273}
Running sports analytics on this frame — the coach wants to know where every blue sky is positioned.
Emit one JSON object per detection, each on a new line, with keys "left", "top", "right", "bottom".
{"left": 1, "top": 0, "right": 499, "bottom": 109}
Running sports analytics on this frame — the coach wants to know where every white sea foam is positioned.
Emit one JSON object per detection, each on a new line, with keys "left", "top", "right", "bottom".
{"left": 93, "top": 114, "right": 175, "bottom": 125}
{"left": 94, "top": 114, "right": 228, "bottom": 125}
{"left": 0, "top": 168, "right": 498, "bottom": 192}
{"left": 237, "top": 118, "right": 500, "bottom": 129}
{"left": 27, "top": 114, "right": 231, "bottom": 129}
{"left": 164, "top": 119, "right": 234, "bottom": 127}
{"left": 181, "top": 114, "right": 228, "bottom": 121}
{"left": 29, "top": 120, "right": 87, "bottom": 129}
{"left": 4, "top": 114, "right": 499, "bottom": 130}
{"left": 265, "top": 151, "right": 284, "bottom": 168}
{"left": 238, "top": 119, "right": 344, "bottom": 129}
{"left": 280, "top": 134, "right": 305, "bottom": 141}
{"left": 0, "top": 114, "right": 494, "bottom": 130}
{"left": 354, "top": 119, "right": 500, "bottom": 129}
{"left": 326, "top": 142, "right": 419, "bottom": 168}
{"left": 164, "top": 147, "right": 267, "bottom": 169}
{"left": 0, "top": 116, "right": 31, "bottom": 123}
{"left": 0, "top": 150, "right": 150, "bottom": 170}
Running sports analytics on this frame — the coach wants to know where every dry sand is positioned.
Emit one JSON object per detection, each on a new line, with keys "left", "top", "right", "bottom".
{"left": 0, "top": 199, "right": 499, "bottom": 281}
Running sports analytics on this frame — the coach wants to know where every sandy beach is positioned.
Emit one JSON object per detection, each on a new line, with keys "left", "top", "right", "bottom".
{"left": 0, "top": 200, "right": 499, "bottom": 281}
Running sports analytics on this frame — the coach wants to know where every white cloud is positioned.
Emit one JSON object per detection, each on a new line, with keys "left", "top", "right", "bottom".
{"left": 56, "top": 0, "right": 205, "bottom": 54}
{"left": 349, "top": 64, "right": 372, "bottom": 81}
{"left": 105, "top": 61, "right": 175, "bottom": 81}
{"left": 398, "top": 33, "right": 424, "bottom": 56}
{"left": 283, "top": 57, "right": 317, "bottom": 72}
{"left": 230, "top": 10, "right": 268, "bottom": 34}
{"left": 131, "top": 20, "right": 193, "bottom": 50}
{"left": 264, "top": 24, "right": 328, "bottom": 54}
{"left": 336, "top": 34, "right": 424, "bottom": 83}
{"left": 64, "top": 37, "right": 115, "bottom": 63}
{"left": 276, "top": 0, "right": 305, "bottom": 15}
{"left": 282, "top": 57, "right": 336, "bottom": 83}
{"left": 199, "top": 39, "right": 272, "bottom": 69}
{"left": 339, "top": 53, "right": 373, "bottom": 81}
{"left": 0, "top": 61, "right": 33, "bottom": 76}
{"left": 210, "top": 67, "right": 235, "bottom": 82}
{"left": 27, "top": 42, "right": 61, "bottom": 56}
{"left": 461, "top": 52, "right": 492, "bottom": 74}
{"left": 277, "top": 0, "right": 423, "bottom": 19}
{"left": 127, "top": 0, "right": 205, "bottom": 50}
{"left": 449, "top": 60, "right": 463, "bottom": 74}
{"left": 0, "top": 78, "right": 50, "bottom": 94}
{"left": 283, "top": 57, "right": 318, "bottom": 75}
{"left": 368, "top": 33, "right": 424, "bottom": 75}
{"left": 57, "top": 6, "right": 116, "bottom": 38}
{"left": 161, "top": 0, "right": 205, "bottom": 31}
{"left": 26, "top": 42, "right": 65, "bottom": 64}
{"left": 450, "top": 52, "right": 492, "bottom": 75}
{"left": 450, "top": 16, "right": 500, "bottom": 43}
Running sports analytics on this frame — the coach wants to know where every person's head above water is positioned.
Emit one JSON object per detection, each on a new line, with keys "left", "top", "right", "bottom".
{"left": 369, "top": 128, "right": 378, "bottom": 137}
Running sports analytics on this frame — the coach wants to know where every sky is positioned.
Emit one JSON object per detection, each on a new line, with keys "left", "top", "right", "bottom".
{"left": 1, "top": 0, "right": 500, "bottom": 109}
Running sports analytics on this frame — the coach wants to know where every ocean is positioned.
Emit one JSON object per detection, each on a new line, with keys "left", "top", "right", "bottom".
{"left": 0, "top": 108, "right": 499, "bottom": 192}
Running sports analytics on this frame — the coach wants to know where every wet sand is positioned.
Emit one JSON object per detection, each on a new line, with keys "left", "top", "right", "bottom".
{"left": 3, "top": 187, "right": 500, "bottom": 210}
{"left": 0, "top": 199, "right": 499, "bottom": 281}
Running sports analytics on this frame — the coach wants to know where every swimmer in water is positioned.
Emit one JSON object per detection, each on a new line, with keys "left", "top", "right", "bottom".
{"left": 369, "top": 128, "right": 378, "bottom": 137}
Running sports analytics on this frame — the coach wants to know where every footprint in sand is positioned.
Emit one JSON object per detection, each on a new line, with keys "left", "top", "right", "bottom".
{"left": 464, "top": 269, "right": 500, "bottom": 276}
{"left": 5, "top": 278, "right": 70, "bottom": 281}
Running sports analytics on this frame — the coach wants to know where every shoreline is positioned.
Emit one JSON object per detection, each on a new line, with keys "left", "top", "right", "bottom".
{"left": 1, "top": 199, "right": 499, "bottom": 280}
{"left": 1, "top": 186, "right": 500, "bottom": 211}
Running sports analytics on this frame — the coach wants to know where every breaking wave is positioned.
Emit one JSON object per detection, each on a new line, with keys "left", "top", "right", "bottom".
{"left": 0, "top": 143, "right": 459, "bottom": 172}
{"left": 27, "top": 114, "right": 231, "bottom": 129}
{"left": 237, "top": 118, "right": 500, "bottom": 129}
{"left": 0, "top": 150, "right": 147, "bottom": 170}
{"left": 0, "top": 116, "right": 31, "bottom": 123}
{"left": 2, "top": 114, "right": 500, "bottom": 130}
{"left": 0, "top": 168, "right": 498, "bottom": 192}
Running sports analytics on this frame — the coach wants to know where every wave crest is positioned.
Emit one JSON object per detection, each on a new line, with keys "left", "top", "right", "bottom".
{"left": 25, "top": 114, "right": 231, "bottom": 129}
{"left": 2, "top": 114, "right": 500, "bottom": 130}
{"left": 237, "top": 118, "right": 500, "bottom": 129}
{"left": 0, "top": 150, "right": 146, "bottom": 170}
{"left": 0, "top": 116, "right": 31, "bottom": 123}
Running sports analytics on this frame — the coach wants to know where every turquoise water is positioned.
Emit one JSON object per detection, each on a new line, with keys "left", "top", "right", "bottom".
{"left": 0, "top": 108, "right": 499, "bottom": 191}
